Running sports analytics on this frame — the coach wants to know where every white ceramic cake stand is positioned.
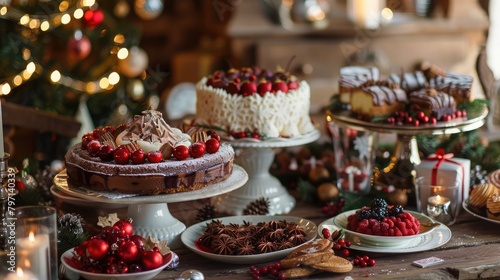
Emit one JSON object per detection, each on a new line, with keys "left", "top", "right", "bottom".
{"left": 53, "top": 165, "right": 248, "bottom": 249}
{"left": 212, "top": 130, "right": 321, "bottom": 215}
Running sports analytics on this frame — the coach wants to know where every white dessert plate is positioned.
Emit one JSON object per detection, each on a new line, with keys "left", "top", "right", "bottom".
{"left": 462, "top": 199, "right": 500, "bottom": 225}
{"left": 60, "top": 249, "right": 172, "bottom": 280}
{"left": 326, "top": 210, "right": 439, "bottom": 248}
{"left": 318, "top": 219, "right": 451, "bottom": 253}
{"left": 181, "top": 215, "right": 317, "bottom": 264}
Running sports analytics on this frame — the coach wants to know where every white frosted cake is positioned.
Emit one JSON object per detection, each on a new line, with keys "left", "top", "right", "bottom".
{"left": 195, "top": 67, "right": 315, "bottom": 139}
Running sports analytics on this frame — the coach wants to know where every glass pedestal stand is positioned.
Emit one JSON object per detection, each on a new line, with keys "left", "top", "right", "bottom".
{"left": 212, "top": 130, "right": 320, "bottom": 215}
{"left": 326, "top": 106, "right": 488, "bottom": 206}
{"left": 53, "top": 166, "right": 248, "bottom": 249}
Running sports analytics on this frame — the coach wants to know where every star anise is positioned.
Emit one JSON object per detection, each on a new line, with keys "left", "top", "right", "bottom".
{"left": 212, "top": 234, "right": 235, "bottom": 255}
{"left": 235, "top": 240, "right": 255, "bottom": 255}
{"left": 256, "top": 239, "right": 276, "bottom": 253}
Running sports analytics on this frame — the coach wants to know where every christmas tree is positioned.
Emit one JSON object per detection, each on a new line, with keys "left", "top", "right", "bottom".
{"left": 0, "top": 0, "right": 166, "bottom": 164}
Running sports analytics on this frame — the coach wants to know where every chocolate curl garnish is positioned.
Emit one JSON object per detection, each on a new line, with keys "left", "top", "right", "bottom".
{"left": 159, "top": 142, "right": 174, "bottom": 159}
{"left": 99, "top": 132, "right": 118, "bottom": 149}
{"left": 192, "top": 131, "right": 208, "bottom": 143}
{"left": 124, "top": 142, "right": 141, "bottom": 153}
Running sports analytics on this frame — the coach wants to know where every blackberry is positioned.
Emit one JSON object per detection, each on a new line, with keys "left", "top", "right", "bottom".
{"left": 371, "top": 198, "right": 388, "bottom": 210}
{"left": 357, "top": 209, "right": 372, "bottom": 221}
{"left": 370, "top": 207, "right": 387, "bottom": 221}
{"left": 389, "top": 205, "right": 404, "bottom": 216}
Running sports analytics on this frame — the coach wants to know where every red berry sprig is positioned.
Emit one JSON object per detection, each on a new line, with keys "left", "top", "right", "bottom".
{"left": 352, "top": 255, "right": 376, "bottom": 267}
{"left": 249, "top": 262, "right": 285, "bottom": 280}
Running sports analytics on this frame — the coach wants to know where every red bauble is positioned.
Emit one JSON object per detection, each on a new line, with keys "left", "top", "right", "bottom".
{"left": 15, "top": 180, "right": 25, "bottom": 192}
{"left": 83, "top": 9, "right": 104, "bottom": 28}
{"left": 141, "top": 251, "right": 163, "bottom": 270}
{"left": 114, "top": 148, "right": 130, "bottom": 164}
{"left": 114, "top": 220, "right": 134, "bottom": 236}
{"left": 189, "top": 142, "right": 206, "bottom": 158}
{"left": 129, "top": 235, "right": 144, "bottom": 250}
{"left": 117, "top": 240, "right": 139, "bottom": 262}
{"left": 68, "top": 34, "right": 91, "bottom": 60}
{"left": 147, "top": 151, "right": 163, "bottom": 163}
{"left": 173, "top": 145, "right": 189, "bottom": 160}
{"left": 131, "top": 149, "right": 146, "bottom": 164}
{"left": 87, "top": 239, "right": 109, "bottom": 260}
{"left": 205, "top": 138, "right": 220, "bottom": 154}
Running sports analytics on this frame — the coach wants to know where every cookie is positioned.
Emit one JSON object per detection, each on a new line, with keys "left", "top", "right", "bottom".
{"left": 309, "top": 255, "right": 354, "bottom": 273}
{"left": 280, "top": 249, "right": 333, "bottom": 269}
{"left": 281, "top": 267, "right": 319, "bottom": 279}
{"left": 285, "top": 238, "right": 332, "bottom": 259}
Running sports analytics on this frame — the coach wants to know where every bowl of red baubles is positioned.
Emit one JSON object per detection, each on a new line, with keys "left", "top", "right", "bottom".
{"left": 61, "top": 219, "right": 172, "bottom": 280}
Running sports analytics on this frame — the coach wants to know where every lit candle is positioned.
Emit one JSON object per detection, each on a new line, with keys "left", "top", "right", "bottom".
{"left": 17, "top": 232, "right": 50, "bottom": 279}
{"left": 5, "top": 268, "right": 38, "bottom": 280}
{"left": 428, "top": 195, "right": 450, "bottom": 207}
{"left": 0, "top": 101, "right": 4, "bottom": 158}
{"left": 427, "top": 195, "right": 451, "bottom": 220}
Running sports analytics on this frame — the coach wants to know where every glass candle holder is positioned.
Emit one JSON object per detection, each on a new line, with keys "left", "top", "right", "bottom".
{"left": 15, "top": 206, "right": 58, "bottom": 280}
{"left": 328, "top": 121, "right": 378, "bottom": 195}
{"left": 415, "top": 177, "right": 460, "bottom": 225}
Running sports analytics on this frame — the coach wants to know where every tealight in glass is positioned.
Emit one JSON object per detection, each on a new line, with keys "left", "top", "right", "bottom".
{"left": 16, "top": 206, "right": 58, "bottom": 280}
{"left": 415, "top": 177, "right": 460, "bottom": 225}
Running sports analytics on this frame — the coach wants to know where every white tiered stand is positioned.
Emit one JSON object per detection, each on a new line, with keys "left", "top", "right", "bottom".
{"left": 211, "top": 130, "right": 321, "bottom": 215}
{"left": 53, "top": 165, "right": 248, "bottom": 249}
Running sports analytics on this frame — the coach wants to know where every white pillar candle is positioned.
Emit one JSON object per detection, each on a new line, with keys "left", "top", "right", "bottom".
{"left": 16, "top": 232, "right": 50, "bottom": 280}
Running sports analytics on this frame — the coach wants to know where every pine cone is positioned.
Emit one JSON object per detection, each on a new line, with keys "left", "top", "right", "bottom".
{"left": 243, "top": 197, "right": 270, "bottom": 215}
{"left": 195, "top": 201, "right": 217, "bottom": 222}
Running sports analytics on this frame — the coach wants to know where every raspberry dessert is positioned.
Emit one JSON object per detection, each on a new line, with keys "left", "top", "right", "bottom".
{"left": 346, "top": 199, "right": 421, "bottom": 236}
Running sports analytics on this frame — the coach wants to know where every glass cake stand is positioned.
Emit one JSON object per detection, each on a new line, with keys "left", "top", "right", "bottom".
{"left": 325, "top": 105, "right": 488, "bottom": 205}
{"left": 212, "top": 129, "right": 321, "bottom": 215}
{"left": 53, "top": 165, "right": 248, "bottom": 249}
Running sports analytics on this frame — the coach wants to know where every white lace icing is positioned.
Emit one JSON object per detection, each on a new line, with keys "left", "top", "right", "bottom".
{"left": 195, "top": 78, "right": 315, "bottom": 138}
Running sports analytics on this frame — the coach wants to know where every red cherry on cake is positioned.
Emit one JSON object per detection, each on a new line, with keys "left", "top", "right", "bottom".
{"left": 225, "top": 81, "right": 240, "bottom": 95}
{"left": 147, "top": 151, "right": 163, "bottom": 163}
{"left": 287, "top": 76, "right": 299, "bottom": 90}
{"left": 131, "top": 149, "right": 146, "bottom": 164}
{"left": 240, "top": 81, "right": 257, "bottom": 97}
{"left": 208, "top": 131, "right": 221, "bottom": 142}
{"left": 212, "top": 79, "right": 227, "bottom": 89}
{"left": 87, "top": 140, "right": 101, "bottom": 156}
{"left": 417, "top": 111, "right": 425, "bottom": 120}
{"left": 103, "top": 125, "right": 115, "bottom": 133}
{"left": 257, "top": 80, "right": 272, "bottom": 96}
{"left": 97, "top": 145, "right": 114, "bottom": 161}
{"left": 92, "top": 128, "right": 105, "bottom": 139}
{"left": 272, "top": 79, "right": 288, "bottom": 93}
{"left": 81, "top": 134, "right": 96, "bottom": 150}
{"left": 430, "top": 117, "right": 437, "bottom": 125}
{"left": 205, "top": 138, "right": 220, "bottom": 154}
{"left": 173, "top": 145, "right": 189, "bottom": 160}
{"left": 189, "top": 141, "right": 206, "bottom": 158}
{"left": 114, "top": 147, "right": 130, "bottom": 164}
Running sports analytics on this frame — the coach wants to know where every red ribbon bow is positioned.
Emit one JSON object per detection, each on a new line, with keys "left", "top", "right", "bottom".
{"left": 425, "top": 148, "right": 465, "bottom": 199}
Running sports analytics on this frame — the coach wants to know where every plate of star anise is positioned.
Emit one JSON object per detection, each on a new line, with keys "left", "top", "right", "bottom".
{"left": 181, "top": 215, "right": 317, "bottom": 264}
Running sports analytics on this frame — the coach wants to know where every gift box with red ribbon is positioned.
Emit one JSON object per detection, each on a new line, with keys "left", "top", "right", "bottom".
{"left": 415, "top": 148, "right": 471, "bottom": 203}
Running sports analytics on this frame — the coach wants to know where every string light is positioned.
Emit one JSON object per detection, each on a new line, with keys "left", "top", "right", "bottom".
{"left": 0, "top": 2, "right": 140, "bottom": 96}
{"left": 0, "top": 0, "right": 93, "bottom": 32}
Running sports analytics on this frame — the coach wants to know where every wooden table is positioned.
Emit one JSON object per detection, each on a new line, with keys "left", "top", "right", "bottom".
{"left": 57, "top": 198, "right": 500, "bottom": 280}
